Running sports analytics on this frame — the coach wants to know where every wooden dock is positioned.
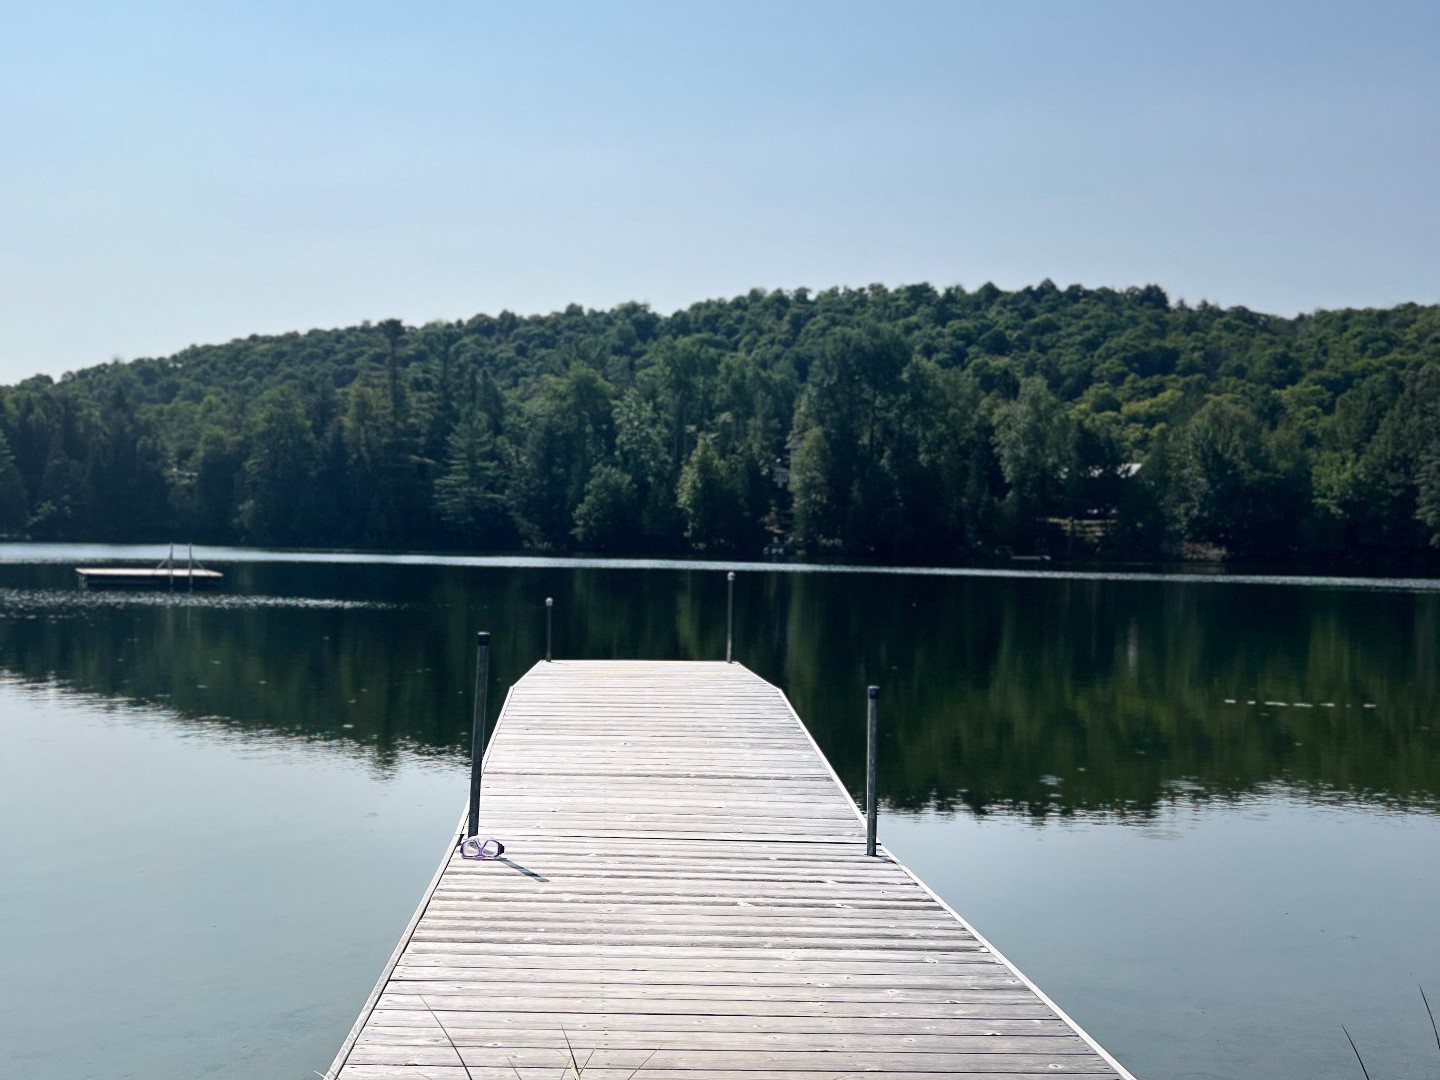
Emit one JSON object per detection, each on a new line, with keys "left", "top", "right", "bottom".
{"left": 328, "top": 660, "right": 1135, "bottom": 1080}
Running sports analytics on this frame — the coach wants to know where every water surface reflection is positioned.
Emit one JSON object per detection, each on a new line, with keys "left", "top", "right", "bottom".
{"left": 3, "top": 554, "right": 1439, "bottom": 1080}
{"left": 1, "top": 560, "right": 1435, "bottom": 815}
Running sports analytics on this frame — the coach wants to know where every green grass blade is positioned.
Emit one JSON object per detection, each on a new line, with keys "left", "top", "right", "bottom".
{"left": 1341, "top": 1024, "right": 1372, "bottom": 1080}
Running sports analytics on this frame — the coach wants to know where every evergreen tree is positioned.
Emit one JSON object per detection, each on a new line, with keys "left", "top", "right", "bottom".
{"left": 435, "top": 410, "right": 505, "bottom": 547}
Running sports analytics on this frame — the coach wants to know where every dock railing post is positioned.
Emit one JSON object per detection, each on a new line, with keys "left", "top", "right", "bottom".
{"left": 866, "top": 685, "right": 879, "bottom": 856}
{"left": 466, "top": 631, "right": 491, "bottom": 840}
{"left": 726, "top": 571, "right": 735, "bottom": 663}
{"left": 545, "top": 597, "right": 553, "bottom": 662}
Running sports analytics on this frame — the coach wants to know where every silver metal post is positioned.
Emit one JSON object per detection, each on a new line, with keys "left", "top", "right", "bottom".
{"left": 726, "top": 571, "right": 735, "bottom": 663}
{"left": 467, "top": 631, "right": 491, "bottom": 840}
{"left": 866, "top": 685, "right": 879, "bottom": 856}
{"left": 545, "top": 597, "right": 553, "bottom": 662}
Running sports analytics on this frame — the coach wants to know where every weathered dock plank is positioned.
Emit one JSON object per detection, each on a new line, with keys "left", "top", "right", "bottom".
{"left": 328, "top": 660, "right": 1134, "bottom": 1080}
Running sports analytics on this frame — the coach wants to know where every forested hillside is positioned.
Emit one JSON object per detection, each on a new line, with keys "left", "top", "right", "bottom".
{"left": 2, "top": 281, "right": 1438, "bottom": 566}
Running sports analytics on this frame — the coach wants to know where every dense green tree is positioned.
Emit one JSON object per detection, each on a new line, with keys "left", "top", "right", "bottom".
{"left": 377, "top": 318, "right": 407, "bottom": 439}
{"left": 613, "top": 388, "right": 682, "bottom": 544}
{"left": 510, "top": 365, "right": 615, "bottom": 547}
{"left": 1, "top": 282, "right": 1438, "bottom": 568}
{"left": 1172, "top": 396, "right": 1270, "bottom": 550}
{"left": 913, "top": 366, "right": 997, "bottom": 555}
{"left": 1168, "top": 396, "right": 1310, "bottom": 557}
{"left": 789, "top": 323, "right": 911, "bottom": 551}
{"left": 1417, "top": 442, "right": 1440, "bottom": 547}
{"left": 0, "top": 429, "right": 28, "bottom": 533}
{"left": 572, "top": 463, "right": 641, "bottom": 551}
{"left": 88, "top": 404, "right": 170, "bottom": 541}
{"left": 676, "top": 434, "right": 760, "bottom": 553}
{"left": 188, "top": 428, "right": 243, "bottom": 540}
{"left": 993, "top": 376, "right": 1072, "bottom": 548}
{"left": 1350, "top": 364, "right": 1440, "bottom": 552}
{"left": 237, "top": 387, "right": 318, "bottom": 544}
{"left": 434, "top": 410, "right": 506, "bottom": 547}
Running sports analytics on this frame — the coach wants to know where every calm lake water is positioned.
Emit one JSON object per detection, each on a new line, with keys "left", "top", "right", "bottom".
{"left": 1, "top": 544, "right": 1438, "bottom": 1080}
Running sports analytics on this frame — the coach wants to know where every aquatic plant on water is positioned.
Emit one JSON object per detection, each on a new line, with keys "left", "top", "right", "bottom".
{"left": 1342, "top": 985, "right": 1440, "bottom": 1078}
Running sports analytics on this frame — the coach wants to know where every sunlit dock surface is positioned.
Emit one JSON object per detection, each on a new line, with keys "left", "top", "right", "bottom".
{"left": 74, "top": 567, "right": 224, "bottom": 588}
{"left": 328, "top": 660, "right": 1134, "bottom": 1080}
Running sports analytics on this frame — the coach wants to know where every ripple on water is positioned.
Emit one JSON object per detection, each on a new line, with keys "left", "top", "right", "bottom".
{"left": 0, "top": 589, "right": 399, "bottom": 614}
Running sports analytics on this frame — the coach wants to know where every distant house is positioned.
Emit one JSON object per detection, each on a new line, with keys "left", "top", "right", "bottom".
{"left": 771, "top": 434, "right": 803, "bottom": 489}
{"left": 1075, "top": 462, "right": 1143, "bottom": 480}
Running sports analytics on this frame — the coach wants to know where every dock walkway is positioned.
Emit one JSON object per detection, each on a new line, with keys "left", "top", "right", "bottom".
{"left": 329, "top": 660, "right": 1134, "bottom": 1079}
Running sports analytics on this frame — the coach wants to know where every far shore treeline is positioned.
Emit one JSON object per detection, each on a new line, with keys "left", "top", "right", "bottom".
{"left": 2, "top": 282, "right": 1438, "bottom": 567}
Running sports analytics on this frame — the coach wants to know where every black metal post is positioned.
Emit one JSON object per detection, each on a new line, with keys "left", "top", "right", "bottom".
{"left": 726, "top": 571, "right": 735, "bottom": 663}
{"left": 866, "top": 685, "right": 879, "bottom": 856}
{"left": 545, "top": 597, "right": 553, "bottom": 662}
{"left": 467, "top": 631, "right": 491, "bottom": 840}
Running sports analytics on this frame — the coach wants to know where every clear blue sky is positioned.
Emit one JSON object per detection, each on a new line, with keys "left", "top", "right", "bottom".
{"left": 2, "top": 1, "right": 1437, "bottom": 382}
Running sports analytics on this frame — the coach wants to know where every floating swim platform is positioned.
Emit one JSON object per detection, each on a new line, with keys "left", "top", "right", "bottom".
{"left": 75, "top": 566, "right": 224, "bottom": 588}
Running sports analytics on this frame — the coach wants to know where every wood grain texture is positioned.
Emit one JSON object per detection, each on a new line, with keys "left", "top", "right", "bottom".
{"left": 329, "top": 660, "right": 1134, "bottom": 1080}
